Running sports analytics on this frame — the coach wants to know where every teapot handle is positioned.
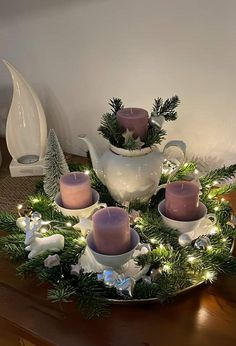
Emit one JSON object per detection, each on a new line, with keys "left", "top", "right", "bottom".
{"left": 163, "top": 140, "right": 186, "bottom": 177}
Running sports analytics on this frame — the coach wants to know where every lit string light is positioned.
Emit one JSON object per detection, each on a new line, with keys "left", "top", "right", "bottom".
{"left": 213, "top": 180, "right": 219, "bottom": 186}
{"left": 203, "top": 271, "right": 215, "bottom": 282}
{"left": 187, "top": 256, "right": 196, "bottom": 263}
{"left": 162, "top": 264, "right": 171, "bottom": 272}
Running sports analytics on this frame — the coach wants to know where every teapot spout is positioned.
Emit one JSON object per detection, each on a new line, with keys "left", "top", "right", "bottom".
{"left": 78, "top": 135, "right": 105, "bottom": 185}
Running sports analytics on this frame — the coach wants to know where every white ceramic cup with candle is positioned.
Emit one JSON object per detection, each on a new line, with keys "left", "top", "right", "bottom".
{"left": 158, "top": 199, "right": 217, "bottom": 234}
{"left": 54, "top": 189, "right": 107, "bottom": 218}
{"left": 87, "top": 228, "right": 140, "bottom": 268}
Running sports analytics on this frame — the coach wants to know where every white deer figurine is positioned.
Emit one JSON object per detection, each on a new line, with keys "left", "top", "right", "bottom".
{"left": 24, "top": 216, "right": 42, "bottom": 246}
{"left": 24, "top": 216, "right": 64, "bottom": 259}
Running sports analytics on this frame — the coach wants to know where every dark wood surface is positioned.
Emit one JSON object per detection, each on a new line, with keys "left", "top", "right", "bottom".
{"left": 1, "top": 138, "right": 236, "bottom": 346}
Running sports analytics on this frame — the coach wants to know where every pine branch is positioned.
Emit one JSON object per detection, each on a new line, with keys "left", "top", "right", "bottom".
{"left": 0, "top": 212, "right": 19, "bottom": 233}
{"left": 123, "top": 136, "right": 140, "bottom": 150}
{"left": 48, "top": 282, "right": 76, "bottom": 303}
{"left": 171, "top": 163, "right": 196, "bottom": 181}
{"left": 152, "top": 95, "right": 180, "bottom": 121}
{"left": 200, "top": 164, "right": 236, "bottom": 187}
{"left": 136, "top": 245, "right": 174, "bottom": 267}
{"left": 133, "top": 282, "right": 159, "bottom": 299}
{"left": 17, "top": 252, "right": 51, "bottom": 278}
{"left": 135, "top": 211, "right": 180, "bottom": 247}
{"left": 145, "top": 127, "right": 166, "bottom": 148}
{"left": 0, "top": 235, "right": 26, "bottom": 262}
{"left": 73, "top": 273, "right": 110, "bottom": 318}
{"left": 98, "top": 113, "right": 124, "bottom": 147}
{"left": 218, "top": 256, "right": 236, "bottom": 275}
{"left": 109, "top": 97, "right": 124, "bottom": 114}
{"left": 208, "top": 184, "right": 236, "bottom": 199}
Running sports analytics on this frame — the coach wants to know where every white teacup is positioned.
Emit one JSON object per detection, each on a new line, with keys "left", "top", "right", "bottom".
{"left": 158, "top": 199, "right": 216, "bottom": 234}
{"left": 87, "top": 228, "right": 140, "bottom": 268}
{"left": 54, "top": 189, "right": 107, "bottom": 218}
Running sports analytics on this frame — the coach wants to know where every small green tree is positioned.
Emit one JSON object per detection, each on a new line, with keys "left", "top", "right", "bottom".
{"left": 43, "top": 129, "right": 69, "bottom": 199}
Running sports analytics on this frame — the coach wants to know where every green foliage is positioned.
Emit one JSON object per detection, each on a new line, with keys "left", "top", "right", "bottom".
{"left": 98, "top": 97, "right": 180, "bottom": 150}
{"left": 1, "top": 161, "right": 236, "bottom": 318}
{"left": 0, "top": 212, "right": 19, "bottom": 233}
{"left": 109, "top": 97, "right": 124, "bottom": 114}
{"left": 208, "top": 184, "right": 236, "bottom": 199}
{"left": 98, "top": 113, "right": 124, "bottom": 147}
{"left": 135, "top": 211, "right": 180, "bottom": 247}
{"left": 152, "top": 95, "right": 180, "bottom": 121}
{"left": 73, "top": 273, "right": 110, "bottom": 319}
{"left": 123, "top": 136, "right": 140, "bottom": 150}
{"left": 145, "top": 127, "right": 166, "bottom": 148}
{"left": 0, "top": 234, "right": 26, "bottom": 262}
{"left": 200, "top": 164, "right": 236, "bottom": 187}
{"left": 171, "top": 162, "right": 196, "bottom": 181}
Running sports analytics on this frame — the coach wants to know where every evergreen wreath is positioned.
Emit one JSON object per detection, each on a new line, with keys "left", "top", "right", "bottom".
{"left": 0, "top": 162, "right": 236, "bottom": 318}
{"left": 98, "top": 97, "right": 179, "bottom": 150}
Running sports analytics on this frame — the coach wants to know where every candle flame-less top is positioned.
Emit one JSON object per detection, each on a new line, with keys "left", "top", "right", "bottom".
{"left": 116, "top": 107, "right": 149, "bottom": 140}
{"left": 61, "top": 172, "right": 89, "bottom": 186}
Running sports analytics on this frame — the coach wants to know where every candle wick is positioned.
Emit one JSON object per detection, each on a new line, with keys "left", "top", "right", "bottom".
{"left": 107, "top": 209, "right": 111, "bottom": 217}
{"left": 73, "top": 173, "right": 77, "bottom": 180}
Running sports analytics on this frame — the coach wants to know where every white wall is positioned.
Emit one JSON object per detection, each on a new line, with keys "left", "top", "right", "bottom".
{"left": 0, "top": 0, "right": 235, "bottom": 164}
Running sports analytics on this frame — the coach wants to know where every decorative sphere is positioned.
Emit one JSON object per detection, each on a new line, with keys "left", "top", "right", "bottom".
{"left": 178, "top": 233, "right": 192, "bottom": 247}
{"left": 150, "top": 268, "right": 161, "bottom": 280}
{"left": 194, "top": 236, "right": 211, "bottom": 250}
{"left": 103, "top": 269, "right": 119, "bottom": 287}
{"left": 31, "top": 211, "right": 42, "bottom": 222}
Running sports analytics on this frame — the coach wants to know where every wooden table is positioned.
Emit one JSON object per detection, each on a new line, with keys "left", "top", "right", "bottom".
{"left": 1, "top": 139, "right": 236, "bottom": 346}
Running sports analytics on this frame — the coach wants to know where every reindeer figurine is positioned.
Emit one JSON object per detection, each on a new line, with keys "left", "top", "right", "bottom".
{"left": 24, "top": 216, "right": 64, "bottom": 259}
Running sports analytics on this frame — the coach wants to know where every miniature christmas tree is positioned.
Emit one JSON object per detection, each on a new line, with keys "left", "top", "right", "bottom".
{"left": 43, "top": 129, "right": 69, "bottom": 199}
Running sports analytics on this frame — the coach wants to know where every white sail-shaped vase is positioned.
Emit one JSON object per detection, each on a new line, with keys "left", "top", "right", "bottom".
{"left": 3, "top": 60, "right": 47, "bottom": 176}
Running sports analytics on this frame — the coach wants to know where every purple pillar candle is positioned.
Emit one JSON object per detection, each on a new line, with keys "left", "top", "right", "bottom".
{"left": 60, "top": 172, "right": 93, "bottom": 209}
{"left": 165, "top": 181, "right": 200, "bottom": 221}
{"left": 92, "top": 207, "right": 131, "bottom": 255}
{"left": 116, "top": 107, "right": 149, "bottom": 140}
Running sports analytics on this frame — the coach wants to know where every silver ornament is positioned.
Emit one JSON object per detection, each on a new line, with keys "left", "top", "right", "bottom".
{"left": 97, "top": 273, "right": 104, "bottom": 281}
{"left": 178, "top": 233, "right": 192, "bottom": 247}
{"left": 149, "top": 115, "right": 165, "bottom": 128}
{"left": 116, "top": 276, "right": 135, "bottom": 297}
{"left": 31, "top": 211, "right": 42, "bottom": 222}
{"left": 97, "top": 269, "right": 135, "bottom": 297}
{"left": 162, "top": 159, "right": 178, "bottom": 175}
{"left": 194, "top": 236, "right": 211, "bottom": 250}
{"left": 150, "top": 268, "right": 161, "bottom": 280}
{"left": 103, "top": 269, "right": 119, "bottom": 287}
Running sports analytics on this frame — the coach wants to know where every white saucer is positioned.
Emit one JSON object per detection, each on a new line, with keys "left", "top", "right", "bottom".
{"left": 79, "top": 244, "right": 151, "bottom": 281}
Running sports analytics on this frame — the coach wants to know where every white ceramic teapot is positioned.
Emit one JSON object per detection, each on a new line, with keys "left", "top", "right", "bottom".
{"left": 79, "top": 135, "right": 186, "bottom": 204}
